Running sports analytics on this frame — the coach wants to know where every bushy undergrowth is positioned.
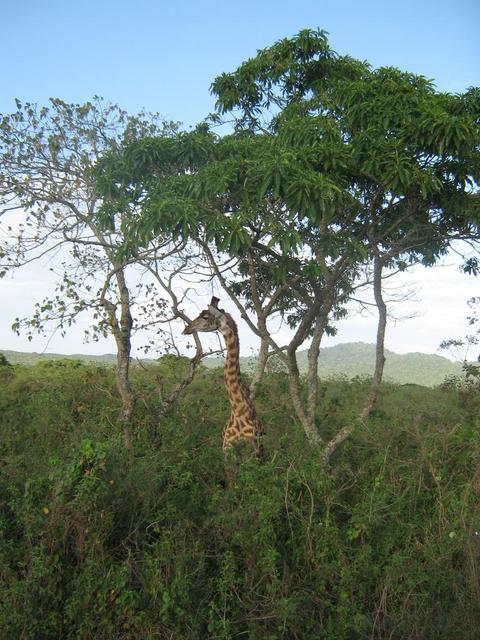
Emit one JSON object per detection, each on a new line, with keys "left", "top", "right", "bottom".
{"left": 0, "top": 360, "right": 479, "bottom": 639}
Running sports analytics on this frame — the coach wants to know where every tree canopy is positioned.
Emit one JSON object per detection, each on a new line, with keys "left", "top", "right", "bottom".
{"left": 94, "top": 29, "right": 479, "bottom": 454}
{"left": 0, "top": 99, "right": 210, "bottom": 433}
{"left": 2, "top": 29, "right": 478, "bottom": 456}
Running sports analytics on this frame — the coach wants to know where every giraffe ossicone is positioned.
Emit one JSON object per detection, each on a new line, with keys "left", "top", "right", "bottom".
{"left": 183, "top": 297, "right": 263, "bottom": 454}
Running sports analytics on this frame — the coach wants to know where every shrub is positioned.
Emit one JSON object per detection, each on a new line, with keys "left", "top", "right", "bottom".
{"left": 0, "top": 364, "right": 479, "bottom": 638}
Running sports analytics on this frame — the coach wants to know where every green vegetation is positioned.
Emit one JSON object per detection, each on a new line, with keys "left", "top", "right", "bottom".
{"left": 2, "top": 29, "right": 478, "bottom": 456}
{"left": 1, "top": 28, "right": 479, "bottom": 638}
{"left": 1, "top": 359, "right": 479, "bottom": 639}
{"left": 94, "top": 29, "right": 479, "bottom": 449}
{"left": 1, "top": 350, "right": 121, "bottom": 367}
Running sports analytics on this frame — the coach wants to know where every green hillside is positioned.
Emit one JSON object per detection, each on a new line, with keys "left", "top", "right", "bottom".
{"left": 203, "top": 342, "right": 462, "bottom": 386}
{"left": 315, "top": 342, "right": 462, "bottom": 386}
{"left": 1, "top": 349, "right": 119, "bottom": 366}
{"left": 2, "top": 343, "right": 462, "bottom": 386}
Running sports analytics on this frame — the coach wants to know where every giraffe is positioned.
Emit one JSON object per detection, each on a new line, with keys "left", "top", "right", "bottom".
{"left": 183, "top": 296, "right": 263, "bottom": 455}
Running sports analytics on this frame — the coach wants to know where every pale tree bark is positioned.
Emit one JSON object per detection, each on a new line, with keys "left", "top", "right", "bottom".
{"left": 360, "top": 253, "right": 387, "bottom": 419}
{"left": 306, "top": 291, "right": 335, "bottom": 429}
{"left": 321, "top": 206, "right": 451, "bottom": 464}
{"left": 249, "top": 336, "right": 269, "bottom": 400}
{"left": 322, "top": 254, "right": 387, "bottom": 464}
{"left": 139, "top": 250, "right": 215, "bottom": 444}
{"left": 100, "top": 266, "right": 135, "bottom": 444}
{"left": 156, "top": 343, "right": 204, "bottom": 423}
{"left": 0, "top": 100, "right": 178, "bottom": 446}
{"left": 247, "top": 248, "right": 324, "bottom": 444}
{"left": 202, "top": 240, "right": 391, "bottom": 459}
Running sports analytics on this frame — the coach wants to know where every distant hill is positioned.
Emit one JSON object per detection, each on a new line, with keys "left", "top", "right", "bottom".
{"left": 1, "top": 342, "right": 463, "bottom": 386}
{"left": 1, "top": 350, "right": 119, "bottom": 366}
{"left": 203, "top": 342, "right": 463, "bottom": 387}
{"left": 314, "top": 342, "right": 462, "bottom": 386}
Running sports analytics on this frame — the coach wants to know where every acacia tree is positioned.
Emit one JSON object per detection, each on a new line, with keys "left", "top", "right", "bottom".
{"left": 0, "top": 98, "right": 207, "bottom": 438}
{"left": 95, "top": 30, "right": 479, "bottom": 459}
{"left": 96, "top": 126, "right": 360, "bottom": 445}
{"left": 205, "top": 29, "right": 479, "bottom": 457}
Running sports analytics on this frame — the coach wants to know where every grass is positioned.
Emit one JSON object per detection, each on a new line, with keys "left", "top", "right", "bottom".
{"left": 0, "top": 358, "right": 479, "bottom": 639}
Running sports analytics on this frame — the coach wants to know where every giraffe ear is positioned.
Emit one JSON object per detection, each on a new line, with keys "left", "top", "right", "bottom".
{"left": 208, "top": 296, "right": 223, "bottom": 318}
{"left": 208, "top": 304, "right": 223, "bottom": 318}
{"left": 208, "top": 296, "right": 221, "bottom": 318}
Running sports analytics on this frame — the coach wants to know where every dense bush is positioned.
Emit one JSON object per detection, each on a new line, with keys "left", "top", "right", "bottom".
{"left": 0, "top": 361, "right": 479, "bottom": 639}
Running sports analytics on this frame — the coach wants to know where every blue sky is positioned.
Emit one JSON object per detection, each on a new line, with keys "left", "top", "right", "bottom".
{"left": 2, "top": 0, "right": 479, "bottom": 125}
{"left": 1, "top": 0, "right": 479, "bottom": 357}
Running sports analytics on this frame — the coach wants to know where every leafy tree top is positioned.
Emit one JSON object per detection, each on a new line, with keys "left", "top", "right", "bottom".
{"left": 210, "top": 29, "right": 479, "bottom": 227}
{"left": 96, "top": 29, "right": 479, "bottom": 270}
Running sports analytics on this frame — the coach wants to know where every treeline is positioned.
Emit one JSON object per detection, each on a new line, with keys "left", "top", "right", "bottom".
{"left": 1, "top": 29, "right": 479, "bottom": 460}
{"left": 0, "top": 360, "right": 479, "bottom": 638}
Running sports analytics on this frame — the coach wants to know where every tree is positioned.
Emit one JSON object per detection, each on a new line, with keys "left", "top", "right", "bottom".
{"left": 0, "top": 352, "right": 11, "bottom": 367}
{"left": 0, "top": 98, "right": 201, "bottom": 438}
{"left": 206, "top": 29, "right": 479, "bottom": 458}
{"left": 95, "top": 30, "right": 480, "bottom": 460}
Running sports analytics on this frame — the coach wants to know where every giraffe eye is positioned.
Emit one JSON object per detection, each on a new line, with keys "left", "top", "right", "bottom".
{"left": 202, "top": 313, "right": 209, "bottom": 319}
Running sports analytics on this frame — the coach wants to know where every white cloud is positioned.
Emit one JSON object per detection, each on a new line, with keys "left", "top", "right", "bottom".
{"left": 0, "top": 252, "right": 477, "bottom": 361}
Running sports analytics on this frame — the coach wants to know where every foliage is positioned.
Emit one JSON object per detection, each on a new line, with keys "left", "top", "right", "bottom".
{"left": 440, "top": 296, "right": 480, "bottom": 386}
{"left": 94, "top": 29, "right": 480, "bottom": 451}
{"left": 1, "top": 361, "right": 479, "bottom": 639}
{"left": 101, "top": 29, "right": 480, "bottom": 263}
{"left": 1, "top": 33, "right": 479, "bottom": 636}
{"left": 0, "top": 99, "right": 165, "bottom": 320}
{"left": 0, "top": 97, "right": 181, "bottom": 345}
{"left": 0, "top": 98, "right": 214, "bottom": 425}
{"left": 0, "top": 352, "right": 11, "bottom": 367}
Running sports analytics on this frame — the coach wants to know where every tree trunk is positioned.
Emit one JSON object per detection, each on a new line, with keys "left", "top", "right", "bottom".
{"left": 249, "top": 336, "right": 269, "bottom": 400}
{"left": 360, "top": 254, "right": 387, "bottom": 419}
{"left": 116, "top": 342, "right": 134, "bottom": 420}
{"left": 101, "top": 267, "right": 136, "bottom": 445}
{"left": 152, "top": 347, "right": 204, "bottom": 446}
{"left": 306, "top": 294, "right": 333, "bottom": 427}
{"left": 115, "top": 270, "right": 135, "bottom": 444}
{"left": 322, "top": 255, "right": 387, "bottom": 464}
{"left": 286, "top": 352, "right": 323, "bottom": 446}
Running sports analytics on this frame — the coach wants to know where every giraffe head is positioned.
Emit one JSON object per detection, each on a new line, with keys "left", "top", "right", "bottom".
{"left": 182, "top": 296, "right": 227, "bottom": 335}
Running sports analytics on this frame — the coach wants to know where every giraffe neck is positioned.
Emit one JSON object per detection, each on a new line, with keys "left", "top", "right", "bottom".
{"left": 219, "top": 319, "right": 251, "bottom": 410}
{"left": 218, "top": 315, "right": 262, "bottom": 454}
